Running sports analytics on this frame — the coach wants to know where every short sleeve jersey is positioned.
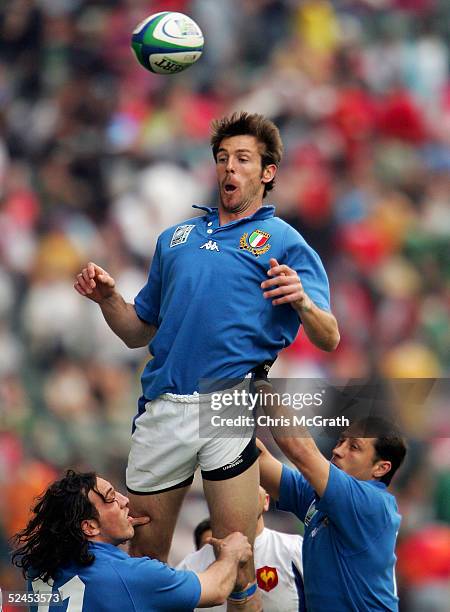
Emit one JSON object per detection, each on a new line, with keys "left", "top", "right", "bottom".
{"left": 29, "top": 542, "right": 201, "bottom": 612}
{"left": 177, "top": 527, "right": 305, "bottom": 612}
{"left": 134, "top": 205, "right": 330, "bottom": 399}
{"left": 278, "top": 464, "right": 401, "bottom": 611}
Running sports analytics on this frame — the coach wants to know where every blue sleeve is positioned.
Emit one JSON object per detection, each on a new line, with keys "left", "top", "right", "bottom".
{"left": 283, "top": 226, "right": 330, "bottom": 312}
{"left": 124, "top": 557, "right": 201, "bottom": 611}
{"left": 277, "top": 464, "right": 316, "bottom": 523}
{"left": 134, "top": 237, "right": 162, "bottom": 326}
{"left": 317, "top": 464, "right": 391, "bottom": 553}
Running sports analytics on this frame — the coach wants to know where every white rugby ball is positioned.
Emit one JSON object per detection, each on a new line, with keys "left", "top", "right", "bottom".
{"left": 131, "top": 11, "right": 204, "bottom": 75}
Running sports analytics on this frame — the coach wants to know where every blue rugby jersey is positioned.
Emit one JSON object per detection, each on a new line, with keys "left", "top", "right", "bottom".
{"left": 29, "top": 542, "right": 201, "bottom": 612}
{"left": 278, "top": 464, "right": 401, "bottom": 612}
{"left": 134, "top": 205, "right": 330, "bottom": 400}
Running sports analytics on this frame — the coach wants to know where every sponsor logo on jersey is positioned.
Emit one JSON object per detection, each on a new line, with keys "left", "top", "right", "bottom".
{"left": 240, "top": 229, "right": 271, "bottom": 257}
{"left": 200, "top": 240, "right": 220, "bottom": 251}
{"left": 170, "top": 225, "right": 195, "bottom": 247}
{"left": 257, "top": 566, "right": 279, "bottom": 592}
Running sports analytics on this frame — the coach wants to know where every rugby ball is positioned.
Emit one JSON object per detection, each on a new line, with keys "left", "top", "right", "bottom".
{"left": 131, "top": 11, "right": 204, "bottom": 75}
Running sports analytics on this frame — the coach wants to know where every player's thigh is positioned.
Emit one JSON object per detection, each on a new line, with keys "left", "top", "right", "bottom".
{"left": 202, "top": 459, "right": 260, "bottom": 542}
{"left": 203, "top": 461, "right": 260, "bottom": 589}
{"left": 128, "top": 484, "right": 190, "bottom": 561}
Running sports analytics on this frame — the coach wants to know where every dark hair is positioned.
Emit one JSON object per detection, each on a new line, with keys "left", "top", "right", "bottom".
{"left": 210, "top": 112, "right": 283, "bottom": 197}
{"left": 11, "top": 470, "right": 100, "bottom": 582}
{"left": 194, "top": 518, "right": 211, "bottom": 551}
{"left": 348, "top": 417, "right": 407, "bottom": 486}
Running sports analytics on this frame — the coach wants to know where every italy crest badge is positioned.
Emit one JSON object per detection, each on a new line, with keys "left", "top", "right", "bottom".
{"left": 240, "top": 229, "right": 271, "bottom": 257}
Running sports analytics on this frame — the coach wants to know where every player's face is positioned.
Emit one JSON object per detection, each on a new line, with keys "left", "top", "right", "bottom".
{"left": 331, "top": 436, "right": 384, "bottom": 481}
{"left": 89, "top": 477, "right": 135, "bottom": 545}
{"left": 216, "top": 135, "right": 275, "bottom": 216}
{"left": 198, "top": 528, "right": 213, "bottom": 549}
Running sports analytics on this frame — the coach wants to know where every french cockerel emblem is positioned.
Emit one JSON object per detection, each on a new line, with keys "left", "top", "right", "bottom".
{"left": 256, "top": 566, "right": 279, "bottom": 592}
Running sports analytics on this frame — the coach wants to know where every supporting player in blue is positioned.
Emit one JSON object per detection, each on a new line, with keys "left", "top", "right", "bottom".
{"left": 11, "top": 470, "right": 253, "bottom": 612}
{"left": 279, "top": 463, "right": 401, "bottom": 611}
{"left": 258, "top": 416, "right": 407, "bottom": 612}
{"left": 29, "top": 543, "right": 200, "bottom": 612}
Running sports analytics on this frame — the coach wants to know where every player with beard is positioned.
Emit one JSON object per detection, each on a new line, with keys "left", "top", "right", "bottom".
{"left": 12, "top": 470, "right": 252, "bottom": 611}
{"left": 74, "top": 112, "right": 339, "bottom": 610}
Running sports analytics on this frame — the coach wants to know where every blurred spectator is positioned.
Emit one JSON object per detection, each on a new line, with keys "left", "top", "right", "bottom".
{"left": 0, "top": 2, "right": 448, "bottom": 609}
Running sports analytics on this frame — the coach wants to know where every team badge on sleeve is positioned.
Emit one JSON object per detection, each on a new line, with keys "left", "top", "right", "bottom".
{"left": 240, "top": 229, "right": 271, "bottom": 257}
{"left": 170, "top": 225, "right": 195, "bottom": 247}
{"left": 256, "top": 566, "right": 279, "bottom": 592}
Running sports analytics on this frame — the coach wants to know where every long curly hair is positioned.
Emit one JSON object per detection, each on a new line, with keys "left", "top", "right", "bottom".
{"left": 11, "top": 470, "right": 100, "bottom": 582}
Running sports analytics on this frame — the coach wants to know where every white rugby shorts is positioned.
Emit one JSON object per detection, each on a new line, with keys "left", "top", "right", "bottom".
{"left": 126, "top": 385, "right": 258, "bottom": 494}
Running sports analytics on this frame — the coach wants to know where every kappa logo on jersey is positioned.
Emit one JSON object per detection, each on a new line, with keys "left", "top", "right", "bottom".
{"left": 240, "top": 229, "right": 271, "bottom": 257}
{"left": 200, "top": 240, "right": 220, "bottom": 251}
{"left": 170, "top": 225, "right": 195, "bottom": 247}
{"left": 256, "top": 566, "right": 279, "bottom": 592}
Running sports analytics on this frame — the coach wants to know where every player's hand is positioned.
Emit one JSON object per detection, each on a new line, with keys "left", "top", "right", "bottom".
{"left": 255, "top": 437, "right": 268, "bottom": 455}
{"left": 261, "top": 258, "right": 312, "bottom": 311}
{"left": 74, "top": 262, "right": 116, "bottom": 304}
{"left": 207, "top": 532, "right": 252, "bottom": 565}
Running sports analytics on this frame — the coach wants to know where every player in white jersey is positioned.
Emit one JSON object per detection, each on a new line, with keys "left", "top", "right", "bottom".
{"left": 178, "top": 487, "right": 305, "bottom": 612}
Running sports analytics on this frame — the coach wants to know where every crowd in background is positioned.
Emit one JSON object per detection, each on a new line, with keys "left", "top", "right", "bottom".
{"left": 0, "top": 1, "right": 449, "bottom": 610}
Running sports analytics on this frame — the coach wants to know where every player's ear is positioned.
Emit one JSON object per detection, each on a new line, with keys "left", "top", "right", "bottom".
{"left": 81, "top": 518, "right": 100, "bottom": 538}
{"left": 373, "top": 460, "right": 391, "bottom": 481}
{"left": 261, "top": 164, "right": 277, "bottom": 184}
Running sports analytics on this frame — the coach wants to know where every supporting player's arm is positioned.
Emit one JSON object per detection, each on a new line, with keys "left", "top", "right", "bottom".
{"left": 261, "top": 258, "right": 339, "bottom": 352}
{"left": 74, "top": 262, "right": 156, "bottom": 348}
{"left": 274, "top": 431, "right": 330, "bottom": 498}
{"left": 196, "top": 532, "right": 252, "bottom": 607}
{"left": 255, "top": 438, "right": 283, "bottom": 501}
{"left": 257, "top": 381, "right": 330, "bottom": 497}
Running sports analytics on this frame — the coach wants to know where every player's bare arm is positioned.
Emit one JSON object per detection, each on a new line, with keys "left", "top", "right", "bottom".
{"left": 255, "top": 438, "right": 283, "bottom": 501}
{"left": 74, "top": 262, "right": 156, "bottom": 349}
{"left": 257, "top": 382, "right": 331, "bottom": 497}
{"left": 261, "top": 258, "right": 340, "bottom": 352}
{"left": 276, "top": 434, "right": 330, "bottom": 498}
{"left": 196, "top": 532, "right": 252, "bottom": 607}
